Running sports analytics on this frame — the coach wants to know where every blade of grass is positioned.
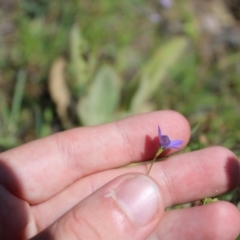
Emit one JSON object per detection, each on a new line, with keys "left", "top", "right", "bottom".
{"left": 0, "top": 90, "right": 10, "bottom": 129}
{"left": 9, "top": 70, "right": 27, "bottom": 128}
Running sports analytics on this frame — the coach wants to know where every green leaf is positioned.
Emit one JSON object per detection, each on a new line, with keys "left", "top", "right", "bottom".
{"left": 0, "top": 137, "right": 20, "bottom": 149}
{"left": 202, "top": 197, "right": 219, "bottom": 205}
{"left": 69, "top": 23, "right": 93, "bottom": 94}
{"left": 131, "top": 37, "right": 188, "bottom": 112}
{"left": 77, "top": 65, "right": 121, "bottom": 125}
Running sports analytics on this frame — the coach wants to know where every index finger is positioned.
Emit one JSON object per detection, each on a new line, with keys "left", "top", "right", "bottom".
{"left": 0, "top": 110, "right": 190, "bottom": 204}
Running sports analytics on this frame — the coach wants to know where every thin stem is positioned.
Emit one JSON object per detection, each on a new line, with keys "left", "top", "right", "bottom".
{"left": 147, "top": 148, "right": 163, "bottom": 175}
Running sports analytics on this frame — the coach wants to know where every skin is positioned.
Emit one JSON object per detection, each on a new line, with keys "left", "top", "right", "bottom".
{"left": 0, "top": 110, "right": 239, "bottom": 240}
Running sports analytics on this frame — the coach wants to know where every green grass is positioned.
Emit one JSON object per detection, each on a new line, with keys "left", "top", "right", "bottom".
{"left": 0, "top": 1, "right": 240, "bottom": 233}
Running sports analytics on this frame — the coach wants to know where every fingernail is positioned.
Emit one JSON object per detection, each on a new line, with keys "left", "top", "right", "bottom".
{"left": 115, "top": 175, "right": 160, "bottom": 226}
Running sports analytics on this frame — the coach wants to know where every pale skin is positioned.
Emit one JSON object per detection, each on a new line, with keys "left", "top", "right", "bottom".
{"left": 0, "top": 110, "right": 240, "bottom": 240}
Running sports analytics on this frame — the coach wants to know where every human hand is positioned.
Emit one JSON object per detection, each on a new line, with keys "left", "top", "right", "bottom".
{"left": 0, "top": 111, "right": 239, "bottom": 240}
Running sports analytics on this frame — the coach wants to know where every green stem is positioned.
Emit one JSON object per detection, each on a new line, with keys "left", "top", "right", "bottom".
{"left": 147, "top": 148, "right": 163, "bottom": 175}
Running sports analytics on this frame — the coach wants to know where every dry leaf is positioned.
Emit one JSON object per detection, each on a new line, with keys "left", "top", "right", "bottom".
{"left": 48, "top": 57, "right": 71, "bottom": 128}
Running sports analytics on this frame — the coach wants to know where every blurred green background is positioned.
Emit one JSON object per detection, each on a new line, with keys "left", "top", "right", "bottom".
{"left": 0, "top": 0, "right": 240, "bottom": 217}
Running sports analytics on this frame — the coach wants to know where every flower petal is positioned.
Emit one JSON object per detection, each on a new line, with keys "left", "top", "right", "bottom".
{"left": 158, "top": 125, "right": 162, "bottom": 139}
{"left": 160, "top": 135, "right": 171, "bottom": 148}
{"left": 167, "top": 140, "right": 183, "bottom": 149}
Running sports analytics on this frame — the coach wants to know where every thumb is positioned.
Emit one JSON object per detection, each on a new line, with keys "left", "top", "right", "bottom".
{"left": 32, "top": 173, "right": 165, "bottom": 240}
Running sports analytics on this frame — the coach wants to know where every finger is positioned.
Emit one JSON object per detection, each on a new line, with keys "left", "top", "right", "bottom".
{"left": 32, "top": 146, "right": 240, "bottom": 230}
{"left": 151, "top": 201, "right": 240, "bottom": 240}
{"left": 153, "top": 146, "right": 240, "bottom": 206}
{"left": 0, "top": 110, "right": 190, "bottom": 204}
{"left": 0, "top": 185, "right": 36, "bottom": 240}
{"left": 31, "top": 173, "right": 165, "bottom": 240}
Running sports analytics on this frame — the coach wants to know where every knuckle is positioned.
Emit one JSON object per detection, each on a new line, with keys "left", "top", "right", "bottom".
{"left": 64, "top": 209, "right": 102, "bottom": 240}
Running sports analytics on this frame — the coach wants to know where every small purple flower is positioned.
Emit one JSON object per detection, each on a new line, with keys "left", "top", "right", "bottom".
{"left": 158, "top": 125, "right": 183, "bottom": 149}
{"left": 159, "top": 0, "right": 172, "bottom": 8}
